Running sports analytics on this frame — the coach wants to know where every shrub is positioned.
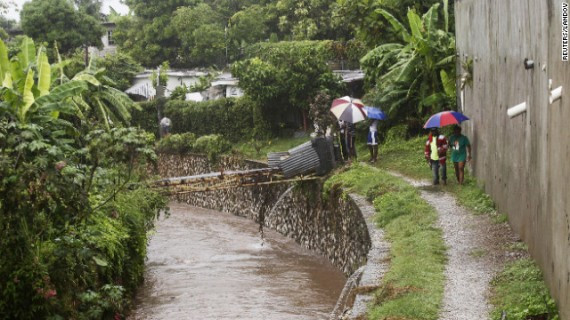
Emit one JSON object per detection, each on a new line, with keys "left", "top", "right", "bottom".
{"left": 155, "top": 133, "right": 197, "bottom": 154}
{"left": 193, "top": 134, "right": 231, "bottom": 161}
{"left": 164, "top": 97, "right": 259, "bottom": 140}
{"left": 169, "top": 85, "right": 190, "bottom": 101}
{"left": 385, "top": 124, "right": 409, "bottom": 143}
{"left": 131, "top": 99, "right": 166, "bottom": 137}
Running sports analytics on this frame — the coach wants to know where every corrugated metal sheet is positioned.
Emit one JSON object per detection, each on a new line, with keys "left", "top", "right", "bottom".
{"left": 288, "top": 141, "right": 313, "bottom": 155}
{"left": 267, "top": 152, "right": 289, "bottom": 168}
{"left": 267, "top": 139, "right": 337, "bottom": 178}
{"left": 279, "top": 143, "right": 321, "bottom": 178}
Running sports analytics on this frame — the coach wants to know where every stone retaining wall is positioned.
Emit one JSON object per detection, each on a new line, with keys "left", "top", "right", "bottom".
{"left": 155, "top": 153, "right": 371, "bottom": 275}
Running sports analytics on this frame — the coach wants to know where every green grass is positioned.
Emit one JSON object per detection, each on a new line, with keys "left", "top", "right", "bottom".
{"left": 232, "top": 136, "right": 311, "bottom": 160}
{"left": 326, "top": 163, "right": 446, "bottom": 319}
{"left": 490, "top": 259, "right": 559, "bottom": 320}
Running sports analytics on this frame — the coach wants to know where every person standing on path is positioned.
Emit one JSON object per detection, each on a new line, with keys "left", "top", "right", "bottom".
{"left": 367, "top": 120, "right": 379, "bottom": 163}
{"left": 338, "top": 120, "right": 348, "bottom": 161}
{"left": 346, "top": 122, "right": 357, "bottom": 160}
{"left": 424, "top": 128, "right": 448, "bottom": 185}
{"left": 449, "top": 125, "right": 472, "bottom": 185}
{"left": 160, "top": 117, "right": 172, "bottom": 138}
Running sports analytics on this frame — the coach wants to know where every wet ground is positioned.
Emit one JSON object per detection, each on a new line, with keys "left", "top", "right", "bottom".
{"left": 130, "top": 202, "right": 346, "bottom": 320}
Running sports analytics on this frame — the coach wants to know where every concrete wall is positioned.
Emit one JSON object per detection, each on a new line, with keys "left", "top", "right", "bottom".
{"left": 155, "top": 154, "right": 371, "bottom": 275}
{"left": 455, "top": 0, "right": 570, "bottom": 317}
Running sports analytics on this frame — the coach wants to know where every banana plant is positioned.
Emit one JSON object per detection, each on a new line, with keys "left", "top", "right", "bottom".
{"left": 0, "top": 37, "right": 88, "bottom": 124}
{"left": 361, "top": 0, "right": 456, "bottom": 121}
{"left": 70, "top": 59, "right": 139, "bottom": 130}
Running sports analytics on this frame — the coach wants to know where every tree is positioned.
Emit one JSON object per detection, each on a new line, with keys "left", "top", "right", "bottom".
{"left": 360, "top": 1, "right": 456, "bottom": 128}
{"left": 0, "top": 16, "right": 15, "bottom": 40}
{"left": 115, "top": 0, "right": 200, "bottom": 67}
{"left": 232, "top": 41, "right": 345, "bottom": 133}
{"left": 0, "top": 0, "right": 14, "bottom": 15}
{"left": 309, "top": 90, "right": 337, "bottom": 136}
{"left": 275, "top": 0, "right": 351, "bottom": 40}
{"left": 0, "top": 36, "right": 164, "bottom": 318}
{"left": 20, "top": 0, "right": 103, "bottom": 55}
{"left": 336, "top": 0, "right": 444, "bottom": 47}
{"left": 228, "top": 5, "right": 272, "bottom": 50}
{"left": 74, "top": 0, "right": 102, "bottom": 17}
{"left": 172, "top": 3, "right": 225, "bottom": 67}
{"left": 0, "top": 37, "right": 89, "bottom": 124}
{"left": 96, "top": 53, "right": 142, "bottom": 91}
{"left": 71, "top": 59, "right": 140, "bottom": 130}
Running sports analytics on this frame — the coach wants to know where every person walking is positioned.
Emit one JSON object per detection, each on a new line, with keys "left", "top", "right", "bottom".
{"left": 449, "top": 125, "right": 472, "bottom": 185}
{"left": 346, "top": 122, "right": 357, "bottom": 160}
{"left": 367, "top": 120, "right": 379, "bottom": 163}
{"left": 424, "top": 128, "right": 448, "bottom": 185}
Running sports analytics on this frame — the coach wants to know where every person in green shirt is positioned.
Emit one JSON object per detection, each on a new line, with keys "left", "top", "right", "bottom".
{"left": 449, "top": 125, "right": 472, "bottom": 185}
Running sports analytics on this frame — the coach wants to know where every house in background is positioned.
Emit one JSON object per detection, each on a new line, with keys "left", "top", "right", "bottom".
{"left": 125, "top": 70, "right": 244, "bottom": 101}
{"left": 88, "top": 21, "right": 117, "bottom": 58}
{"left": 125, "top": 69, "right": 362, "bottom": 102}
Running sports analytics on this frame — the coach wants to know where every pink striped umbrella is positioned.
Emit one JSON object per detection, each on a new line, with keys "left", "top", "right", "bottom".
{"left": 330, "top": 96, "right": 367, "bottom": 123}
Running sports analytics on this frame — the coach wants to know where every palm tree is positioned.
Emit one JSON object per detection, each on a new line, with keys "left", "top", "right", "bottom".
{"left": 361, "top": 0, "right": 456, "bottom": 125}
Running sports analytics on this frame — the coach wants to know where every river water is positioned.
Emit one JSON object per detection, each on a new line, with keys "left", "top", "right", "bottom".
{"left": 130, "top": 202, "right": 346, "bottom": 320}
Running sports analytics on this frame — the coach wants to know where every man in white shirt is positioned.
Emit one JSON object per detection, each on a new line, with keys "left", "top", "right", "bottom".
{"left": 367, "top": 120, "right": 379, "bottom": 163}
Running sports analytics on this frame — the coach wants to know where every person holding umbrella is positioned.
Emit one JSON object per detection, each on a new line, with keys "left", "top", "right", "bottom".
{"left": 449, "top": 125, "right": 472, "bottom": 185}
{"left": 367, "top": 120, "right": 379, "bottom": 163}
{"left": 424, "top": 128, "right": 448, "bottom": 185}
{"left": 364, "top": 106, "right": 387, "bottom": 163}
{"left": 330, "top": 96, "right": 367, "bottom": 161}
{"left": 423, "top": 111, "right": 470, "bottom": 185}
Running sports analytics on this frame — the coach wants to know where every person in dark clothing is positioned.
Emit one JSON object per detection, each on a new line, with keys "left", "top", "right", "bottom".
{"left": 338, "top": 120, "right": 349, "bottom": 161}
{"left": 346, "top": 122, "right": 357, "bottom": 160}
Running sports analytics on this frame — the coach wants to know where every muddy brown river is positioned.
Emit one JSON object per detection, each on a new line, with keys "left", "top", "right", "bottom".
{"left": 130, "top": 202, "right": 346, "bottom": 320}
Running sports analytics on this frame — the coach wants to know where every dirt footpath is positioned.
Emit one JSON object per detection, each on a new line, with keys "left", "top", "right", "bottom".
{"left": 389, "top": 171, "right": 524, "bottom": 320}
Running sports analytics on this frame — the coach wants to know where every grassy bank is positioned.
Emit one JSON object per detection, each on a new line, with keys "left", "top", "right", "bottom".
{"left": 491, "top": 255, "right": 559, "bottom": 320}
{"left": 325, "top": 163, "right": 446, "bottom": 319}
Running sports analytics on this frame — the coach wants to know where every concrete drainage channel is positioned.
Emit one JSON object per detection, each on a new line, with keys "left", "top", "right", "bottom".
{"left": 330, "top": 193, "right": 391, "bottom": 319}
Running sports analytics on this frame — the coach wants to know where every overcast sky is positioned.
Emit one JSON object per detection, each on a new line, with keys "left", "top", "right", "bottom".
{"left": 5, "top": 0, "right": 130, "bottom": 21}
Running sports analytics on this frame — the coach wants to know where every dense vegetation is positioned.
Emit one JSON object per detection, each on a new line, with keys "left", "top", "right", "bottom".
{"left": 361, "top": 1, "right": 456, "bottom": 129}
{"left": 0, "top": 37, "right": 166, "bottom": 318}
{"left": 232, "top": 41, "right": 347, "bottom": 134}
{"left": 114, "top": 0, "right": 354, "bottom": 67}
{"left": 20, "top": 0, "right": 104, "bottom": 55}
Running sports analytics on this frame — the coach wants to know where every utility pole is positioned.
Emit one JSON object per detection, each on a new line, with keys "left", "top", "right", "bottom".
{"left": 224, "top": 26, "right": 228, "bottom": 66}
{"left": 84, "top": 45, "right": 89, "bottom": 67}
{"left": 156, "top": 65, "right": 163, "bottom": 138}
